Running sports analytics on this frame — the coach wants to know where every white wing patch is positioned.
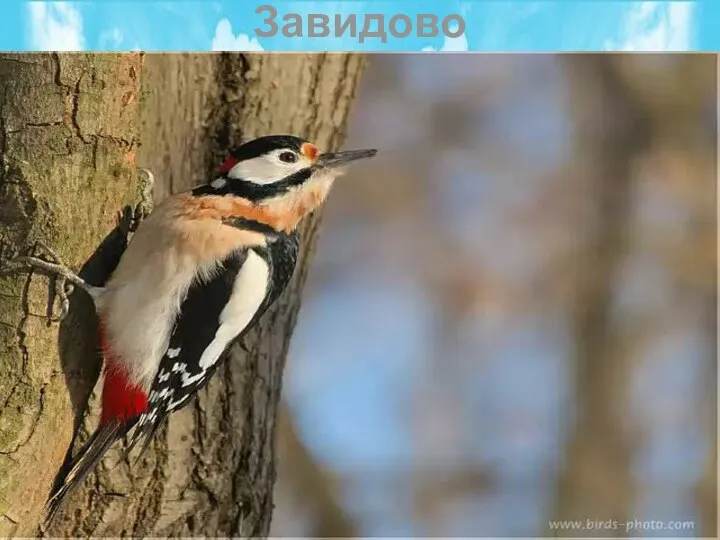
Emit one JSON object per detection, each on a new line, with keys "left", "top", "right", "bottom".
{"left": 193, "top": 249, "right": 269, "bottom": 379}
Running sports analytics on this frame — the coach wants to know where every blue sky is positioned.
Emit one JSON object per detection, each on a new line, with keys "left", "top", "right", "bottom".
{"left": 1, "top": 1, "right": 709, "bottom": 51}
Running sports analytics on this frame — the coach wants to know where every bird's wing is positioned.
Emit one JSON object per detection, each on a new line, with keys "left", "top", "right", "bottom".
{"left": 124, "top": 231, "right": 299, "bottom": 460}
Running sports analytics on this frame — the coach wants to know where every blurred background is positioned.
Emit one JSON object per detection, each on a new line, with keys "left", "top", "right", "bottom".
{"left": 270, "top": 55, "right": 716, "bottom": 538}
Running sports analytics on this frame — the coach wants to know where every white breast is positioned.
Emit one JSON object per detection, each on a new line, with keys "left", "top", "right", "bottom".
{"left": 98, "top": 247, "right": 207, "bottom": 389}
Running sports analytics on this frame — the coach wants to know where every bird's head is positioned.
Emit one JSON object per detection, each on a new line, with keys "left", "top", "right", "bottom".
{"left": 208, "top": 135, "right": 377, "bottom": 205}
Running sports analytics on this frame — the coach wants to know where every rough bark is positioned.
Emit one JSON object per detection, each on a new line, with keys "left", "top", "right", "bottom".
{"left": 0, "top": 52, "right": 144, "bottom": 537}
{"left": 0, "top": 52, "right": 366, "bottom": 537}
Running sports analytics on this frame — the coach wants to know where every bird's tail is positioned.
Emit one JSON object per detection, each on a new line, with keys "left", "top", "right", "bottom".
{"left": 42, "top": 419, "right": 128, "bottom": 528}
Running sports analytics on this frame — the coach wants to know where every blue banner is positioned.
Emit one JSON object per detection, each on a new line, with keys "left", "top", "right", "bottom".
{"left": 0, "top": 1, "right": 715, "bottom": 52}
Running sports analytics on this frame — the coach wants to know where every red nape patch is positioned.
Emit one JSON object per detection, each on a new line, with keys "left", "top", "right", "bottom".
{"left": 98, "top": 321, "right": 148, "bottom": 425}
{"left": 218, "top": 156, "right": 239, "bottom": 173}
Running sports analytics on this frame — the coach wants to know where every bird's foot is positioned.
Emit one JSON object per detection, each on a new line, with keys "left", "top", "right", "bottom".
{"left": 135, "top": 167, "right": 155, "bottom": 226}
{"left": 4, "top": 242, "right": 100, "bottom": 323}
{"left": 118, "top": 167, "right": 155, "bottom": 237}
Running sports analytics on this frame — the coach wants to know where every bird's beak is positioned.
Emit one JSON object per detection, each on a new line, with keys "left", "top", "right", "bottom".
{"left": 315, "top": 148, "right": 377, "bottom": 169}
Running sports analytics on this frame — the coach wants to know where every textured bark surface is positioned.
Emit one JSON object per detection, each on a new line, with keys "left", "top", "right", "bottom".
{"left": 0, "top": 52, "right": 366, "bottom": 537}
{"left": 0, "top": 53, "right": 144, "bottom": 537}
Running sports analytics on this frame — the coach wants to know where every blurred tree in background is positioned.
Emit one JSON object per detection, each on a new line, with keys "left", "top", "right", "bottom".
{"left": 272, "top": 55, "right": 716, "bottom": 538}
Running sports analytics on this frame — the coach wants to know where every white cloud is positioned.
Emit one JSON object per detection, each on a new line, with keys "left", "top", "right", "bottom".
{"left": 440, "top": 33, "right": 469, "bottom": 52}
{"left": 603, "top": 2, "right": 693, "bottom": 51}
{"left": 99, "top": 27, "right": 124, "bottom": 49}
{"left": 212, "top": 18, "right": 263, "bottom": 51}
{"left": 421, "top": 22, "right": 469, "bottom": 52}
{"left": 28, "top": 1, "right": 85, "bottom": 51}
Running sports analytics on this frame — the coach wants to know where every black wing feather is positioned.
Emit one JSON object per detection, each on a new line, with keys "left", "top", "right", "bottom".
{"left": 257, "top": 229, "right": 299, "bottom": 315}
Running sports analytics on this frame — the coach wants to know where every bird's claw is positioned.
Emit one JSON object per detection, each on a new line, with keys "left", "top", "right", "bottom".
{"left": 4, "top": 242, "right": 93, "bottom": 324}
{"left": 117, "top": 206, "right": 136, "bottom": 237}
{"left": 117, "top": 168, "right": 155, "bottom": 237}
{"left": 137, "top": 167, "right": 155, "bottom": 219}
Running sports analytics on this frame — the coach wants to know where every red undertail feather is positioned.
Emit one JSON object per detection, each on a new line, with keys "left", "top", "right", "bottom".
{"left": 98, "top": 321, "right": 148, "bottom": 425}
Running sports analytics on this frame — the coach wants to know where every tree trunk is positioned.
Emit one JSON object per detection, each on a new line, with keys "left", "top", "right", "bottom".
{"left": 0, "top": 52, "right": 144, "bottom": 537}
{"left": 0, "top": 52, "right": 367, "bottom": 537}
{"left": 551, "top": 56, "right": 651, "bottom": 535}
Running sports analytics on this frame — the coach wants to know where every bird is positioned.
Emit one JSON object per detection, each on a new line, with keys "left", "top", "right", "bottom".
{"left": 10, "top": 134, "right": 376, "bottom": 524}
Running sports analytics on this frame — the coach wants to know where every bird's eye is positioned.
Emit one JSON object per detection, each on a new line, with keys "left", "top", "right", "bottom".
{"left": 278, "top": 151, "right": 298, "bottom": 163}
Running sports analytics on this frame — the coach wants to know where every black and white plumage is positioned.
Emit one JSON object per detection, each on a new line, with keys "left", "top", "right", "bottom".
{"left": 126, "top": 228, "right": 299, "bottom": 457}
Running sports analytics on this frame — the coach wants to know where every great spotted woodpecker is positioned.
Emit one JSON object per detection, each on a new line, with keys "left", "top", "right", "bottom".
{"left": 12, "top": 135, "right": 376, "bottom": 523}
